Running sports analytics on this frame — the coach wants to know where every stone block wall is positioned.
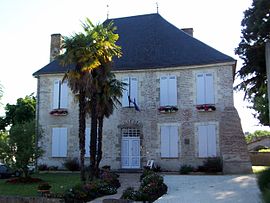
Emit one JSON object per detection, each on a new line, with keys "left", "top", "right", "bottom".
{"left": 37, "top": 63, "right": 252, "bottom": 173}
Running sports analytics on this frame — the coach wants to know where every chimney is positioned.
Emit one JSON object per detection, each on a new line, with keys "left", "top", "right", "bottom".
{"left": 181, "top": 28, "right": 193, "bottom": 37}
{"left": 50, "top": 33, "right": 62, "bottom": 62}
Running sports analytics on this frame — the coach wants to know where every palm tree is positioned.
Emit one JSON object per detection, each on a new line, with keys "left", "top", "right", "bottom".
{"left": 86, "top": 64, "right": 124, "bottom": 177}
{"left": 59, "top": 19, "right": 121, "bottom": 181}
{"left": 95, "top": 68, "right": 124, "bottom": 170}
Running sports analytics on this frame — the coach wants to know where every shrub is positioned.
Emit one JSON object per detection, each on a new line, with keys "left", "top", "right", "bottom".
{"left": 48, "top": 166, "right": 58, "bottom": 171}
{"left": 263, "top": 189, "right": 270, "bottom": 203}
{"left": 38, "top": 164, "right": 48, "bottom": 171}
{"left": 37, "top": 182, "right": 51, "bottom": 190}
{"left": 63, "top": 158, "right": 80, "bottom": 171}
{"left": 121, "top": 187, "right": 141, "bottom": 201}
{"left": 140, "top": 168, "right": 155, "bottom": 181}
{"left": 100, "top": 170, "right": 121, "bottom": 188}
{"left": 122, "top": 172, "right": 167, "bottom": 202}
{"left": 200, "top": 157, "right": 223, "bottom": 173}
{"left": 101, "top": 165, "right": 111, "bottom": 170}
{"left": 180, "top": 165, "right": 194, "bottom": 174}
{"left": 258, "top": 168, "right": 270, "bottom": 192}
{"left": 153, "top": 164, "right": 161, "bottom": 172}
{"left": 64, "top": 171, "right": 120, "bottom": 202}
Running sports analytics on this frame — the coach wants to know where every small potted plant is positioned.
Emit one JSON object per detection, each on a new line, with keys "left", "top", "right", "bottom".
{"left": 50, "top": 108, "right": 68, "bottom": 116}
{"left": 158, "top": 106, "right": 178, "bottom": 113}
{"left": 37, "top": 182, "right": 51, "bottom": 196}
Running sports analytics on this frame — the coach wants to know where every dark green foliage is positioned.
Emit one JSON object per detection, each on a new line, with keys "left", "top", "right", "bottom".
{"left": 235, "top": 0, "right": 270, "bottom": 125}
{"left": 199, "top": 157, "right": 223, "bottom": 173}
{"left": 258, "top": 168, "right": 270, "bottom": 192}
{"left": 180, "top": 165, "right": 194, "bottom": 174}
{"left": 63, "top": 158, "right": 80, "bottom": 171}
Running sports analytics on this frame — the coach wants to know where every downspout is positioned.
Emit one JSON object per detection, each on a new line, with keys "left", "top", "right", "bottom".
{"left": 266, "top": 41, "right": 270, "bottom": 124}
{"left": 35, "top": 75, "right": 40, "bottom": 171}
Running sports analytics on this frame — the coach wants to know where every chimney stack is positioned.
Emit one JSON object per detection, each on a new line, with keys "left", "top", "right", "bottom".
{"left": 181, "top": 28, "right": 194, "bottom": 37}
{"left": 50, "top": 33, "right": 62, "bottom": 62}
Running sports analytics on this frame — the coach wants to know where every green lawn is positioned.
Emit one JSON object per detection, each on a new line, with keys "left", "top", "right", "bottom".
{"left": 0, "top": 173, "right": 80, "bottom": 197}
{"left": 252, "top": 166, "right": 270, "bottom": 174}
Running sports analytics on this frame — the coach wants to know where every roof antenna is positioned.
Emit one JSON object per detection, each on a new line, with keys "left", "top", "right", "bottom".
{"left": 107, "top": 4, "right": 109, "bottom": 19}
{"left": 156, "top": 2, "right": 159, "bottom": 13}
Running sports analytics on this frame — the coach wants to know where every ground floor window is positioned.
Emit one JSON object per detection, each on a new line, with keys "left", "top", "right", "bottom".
{"left": 52, "top": 127, "right": 67, "bottom": 157}
{"left": 160, "top": 125, "right": 179, "bottom": 158}
{"left": 198, "top": 124, "right": 217, "bottom": 157}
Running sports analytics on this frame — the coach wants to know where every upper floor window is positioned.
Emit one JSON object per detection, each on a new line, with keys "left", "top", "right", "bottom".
{"left": 53, "top": 80, "right": 68, "bottom": 109}
{"left": 122, "top": 77, "right": 138, "bottom": 107}
{"left": 197, "top": 124, "right": 217, "bottom": 158}
{"left": 160, "top": 76, "right": 177, "bottom": 106}
{"left": 196, "top": 73, "right": 214, "bottom": 105}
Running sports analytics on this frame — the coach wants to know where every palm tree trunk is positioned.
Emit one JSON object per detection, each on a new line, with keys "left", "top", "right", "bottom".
{"left": 79, "top": 90, "right": 86, "bottom": 182}
{"left": 96, "top": 116, "right": 104, "bottom": 170}
{"left": 89, "top": 94, "right": 98, "bottom": 179}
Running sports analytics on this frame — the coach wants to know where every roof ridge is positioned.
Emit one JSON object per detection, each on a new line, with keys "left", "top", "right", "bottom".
{"left": 108, "top": 13, "right": 159, "bottom": 21}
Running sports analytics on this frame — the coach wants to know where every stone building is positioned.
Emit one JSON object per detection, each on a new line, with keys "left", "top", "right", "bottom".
{"left": 33, "top": 13, "right": 252, "bottom": 173}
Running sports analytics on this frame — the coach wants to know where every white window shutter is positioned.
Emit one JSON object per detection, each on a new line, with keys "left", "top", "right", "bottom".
{"left": 53, "top": 81, "right": 60, "bottom": 109}
{"left": 122, "top": 77, "right": 129, "bottom": 107}
{"left": 160, "top": 126, "right": 170, "bottom": 157}
{"left": 196, "top": 74, "right": 205, "bottom": 105}
{"left": 205, "top": 73, "right": 214, "bottom": 104}
{"left": 198, "top": 125, "right": 208, "bottom": 157}
{"left": 60, "top": 81, "right": 68, "bottom": 108}
{"left": 207, "top": 125, "right": 217, "bottom": 157}
{"left": 85, "top": 128, "right": 90, "bottom": 157}
{"left": 130, "top": 77, "right": 138, "bottom": 106}
{"left": 160, "top": 76, "right": 168, "bottom": 106}
{"left": 52, "top": 128, "right": 59, "bottom": 157}
{"left": 168, "top": 76, "right": 177, "bottom": 106}
{"left": 169, "top": 126, "right": 178, "bottom": 157}
{"left": 59, "top": 128, "right": 67, "bottom": 157}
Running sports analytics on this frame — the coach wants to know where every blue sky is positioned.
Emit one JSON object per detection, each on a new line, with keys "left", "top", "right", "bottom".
{"left": 1, "top": 0, "right": 266, "bottom": 132}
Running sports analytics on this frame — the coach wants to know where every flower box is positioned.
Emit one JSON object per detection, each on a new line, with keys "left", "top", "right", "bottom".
{"left": 50, "top": 108, "right": 68, "bottom": 116}
{"left": 196, "top": 104, "right": 216, "bottom": 112}
{"left": 158, "top": 106, "right": 178, "bottom": 113}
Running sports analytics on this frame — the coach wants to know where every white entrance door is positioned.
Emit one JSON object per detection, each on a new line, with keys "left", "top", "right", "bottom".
{"left": 121, "top": 137, "right": 140, "bottom": 169}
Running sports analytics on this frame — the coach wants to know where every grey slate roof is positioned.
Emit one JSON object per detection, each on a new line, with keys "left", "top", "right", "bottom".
{"left": 33, "top": 13, "right": 235, "bottom": 76}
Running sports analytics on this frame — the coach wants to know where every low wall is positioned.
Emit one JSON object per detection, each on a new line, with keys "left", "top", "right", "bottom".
{"left": 249, "top": 152, "right": 270, "bottom": 166}
{"left": 0, "top": 197, "right": 62, "bottom": 203}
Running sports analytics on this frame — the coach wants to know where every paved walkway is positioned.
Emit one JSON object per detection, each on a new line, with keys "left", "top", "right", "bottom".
{"left": 89, "top": 173, "right": 141, "bottom": 203}
{"left": 156, "top": 175, "right": 262, "bottom": 203}
{"left": 90, "top": 173, "right": 262, "bottom": 203}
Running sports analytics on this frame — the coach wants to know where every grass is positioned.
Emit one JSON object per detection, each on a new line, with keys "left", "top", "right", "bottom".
{"left": 252, "top": 166, "right": 270, "bottom": 174}
{"left": 0, "top": 172, "right": 80, "bottom": 197}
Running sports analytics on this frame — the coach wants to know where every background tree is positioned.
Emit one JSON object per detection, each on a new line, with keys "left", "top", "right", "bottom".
{"left": 9, "top": 120, "right": 42, "bottom": 178}
{"left": 0, "top": 94, "right": 36, "bottom": 131}
{"left": 245, "top": 130, "right": 270, "bottom": 143}
{"left": 0, "top": 94, "right": 42, "bottom": 178}
{"left": 235, "top": 0, "right": 270, "bottom": 125}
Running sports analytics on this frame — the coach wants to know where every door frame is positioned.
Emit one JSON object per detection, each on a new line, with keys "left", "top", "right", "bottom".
{"left": 121, "top": 136, "right": 141, "bottom": 169}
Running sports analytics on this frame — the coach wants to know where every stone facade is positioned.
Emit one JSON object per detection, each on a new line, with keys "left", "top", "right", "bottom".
{"left": 36, "top": 62, "right": 252, "bottom": 173}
